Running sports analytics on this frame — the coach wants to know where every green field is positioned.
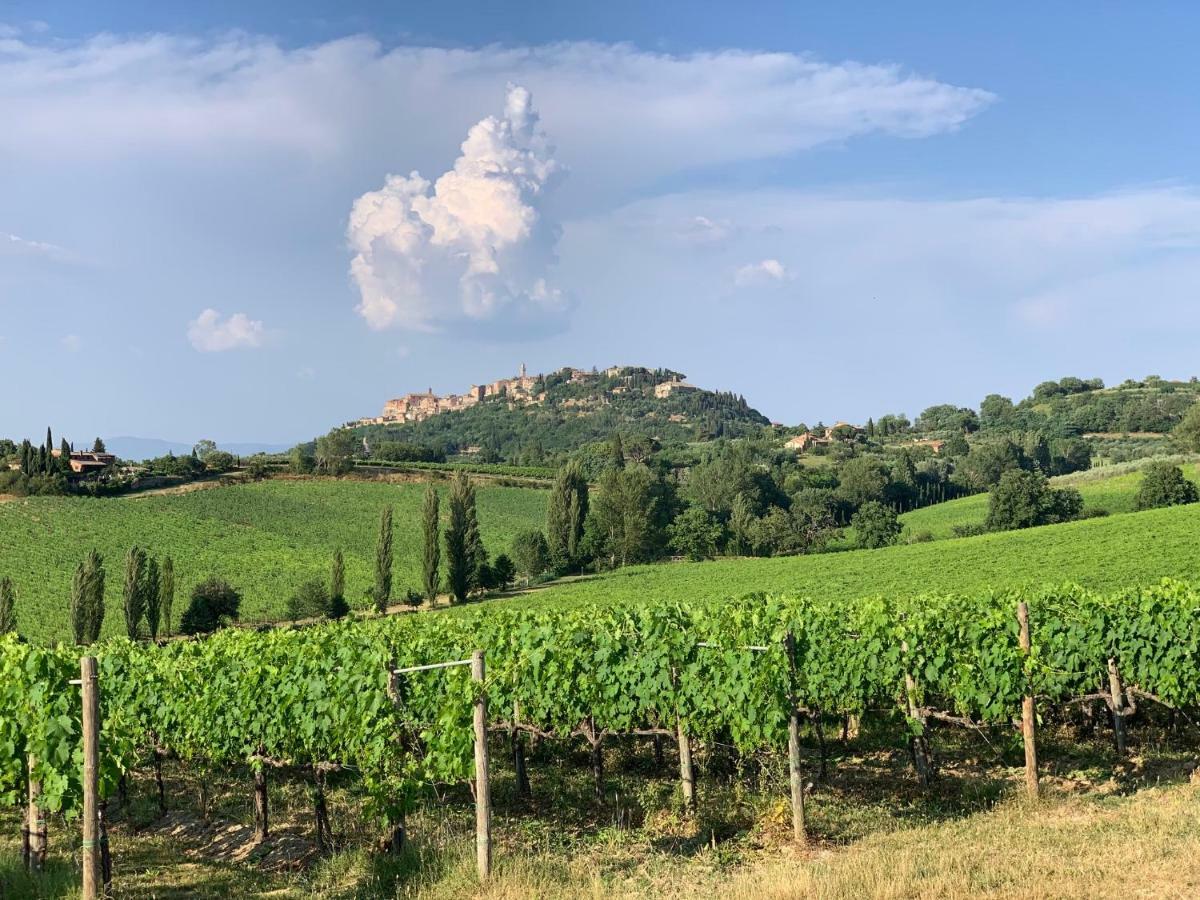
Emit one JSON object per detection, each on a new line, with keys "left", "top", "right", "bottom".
{"left": 525, "top": 500, "right": 1200, "bottom": 609}
{"left": 0, "top": 478, "right": 547, "bottom": 643}
{"left": 899, "top": 459, "right": 1200, "bottom": 539}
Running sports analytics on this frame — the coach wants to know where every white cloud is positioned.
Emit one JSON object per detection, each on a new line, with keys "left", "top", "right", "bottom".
{"left": 1, "top": 231, "right": 64, "bottom": 256}
{"left": 61, "top": 334, "right": 81, "bottom": 352}
{"left": 187, "top": 308, "right": 265, "bottom": 352}
{"left": 0, "top": 33, "right": 993, "bottom": 207}
{"left": 735, "top": 258, "right": 790, "bottom": 286}
{"left": 347, "top": 84, "right": 569, "bottom": 333}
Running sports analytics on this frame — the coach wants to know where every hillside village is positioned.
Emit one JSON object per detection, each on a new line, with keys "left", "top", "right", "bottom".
{"left": 356, "top": 364, "right": 700, "bottom": 427}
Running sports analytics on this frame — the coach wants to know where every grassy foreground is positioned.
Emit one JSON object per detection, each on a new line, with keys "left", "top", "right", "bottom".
{"left": 528, "top": 500, "right": 1200, "bottom": 610}
{"left": 900, "top": 458, "right": 1200, "bottom": 539}
{"left": 0, "top": 478, "right": 547, "bottom": 644}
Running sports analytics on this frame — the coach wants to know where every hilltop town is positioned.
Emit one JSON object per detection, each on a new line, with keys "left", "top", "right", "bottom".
{"left": 356, "top": 364, "right": 701, "bottom": 427}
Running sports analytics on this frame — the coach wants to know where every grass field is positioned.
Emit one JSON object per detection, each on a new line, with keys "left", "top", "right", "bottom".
{"left": 0, "top": 478, "right": 547, "bottom": 644}
{"left": 899, "top": 458, "right": 1200, "bottom": 539}
{"left": 526, "top": 500, "right": 1200, "bottom": 609}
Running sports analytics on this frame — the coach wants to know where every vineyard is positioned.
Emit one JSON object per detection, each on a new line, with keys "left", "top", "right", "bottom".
{"left": 529, "top": 499, "right": 1200, "bottom": 610}
{"left": 899, "top": 458, "right": 1200, "bottom": 539}
{"left": 5, "top": 578, "right": 1200, "bottom": 894}
{"left": 0, "top": 479, "right": 547, "bottom": 644}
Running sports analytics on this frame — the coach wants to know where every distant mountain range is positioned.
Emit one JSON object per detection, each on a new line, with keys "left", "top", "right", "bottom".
{"left": 104, "top": 436, "right": 294, "bottom": 462}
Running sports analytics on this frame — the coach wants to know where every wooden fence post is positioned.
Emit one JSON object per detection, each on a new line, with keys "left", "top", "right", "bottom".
{"left": 81, "top": 656, "right": 100, "bottom": 900}
{"left": 785, "top": 632, "right": 807, "bottom": 846}
{"left": 676, "top": 718, "right": 696, "bottom": 814}
{"left": 472, "top": 650, "right": 492, "bottom": 880}
{"left": 900, "top": 640, "right": 933, "bottom": 785}
{"left": 26, "top": 754, "right": 46, "bottom": 873}
{"left": 1016, "top": 602, "right": 1039, "bottom": 800}
{"left": 512, "top": 700, "right": 530, "bottom": 799}
{"left": 1107, "top": 658, "right": 1128, "bottom": 756}
{"left": 253, "top": 764, "right": 269, "bottom": 842}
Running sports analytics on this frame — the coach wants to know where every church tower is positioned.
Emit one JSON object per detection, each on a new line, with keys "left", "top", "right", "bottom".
{"left": 520, "top": 362, "right": 527, "bottom": 379}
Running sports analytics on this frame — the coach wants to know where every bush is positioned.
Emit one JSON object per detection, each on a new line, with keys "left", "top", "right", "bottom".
{"left": 492, "top": 554, "right": 516, "bottom": 589}
{"left": 510, "top": 529, "right": 550, "bottom": 578}
{"left": 851, "top": 501, "right": 901, "bottom": 549}
{"left": 952, "top": 523, "right": 990, "bottom": 538}
{"left": 986, "top": 470, "right": 1083, "bottom": 532}
{"left": 179, "top": 577, "right": 241, "bottom": 635}
{"left": 203, "top": 451, "right": 236, "bottom": 473}
{"left": 905, "top": 530, "right": 935, "bottom": 544}
{"left": 403, "top": 588, "right": 424, "bottom": 608}
{"left": 286, "top": 579, "right": 330, "bottom": 621}
{"left": 666, "top": 506, "right": 725, "bottom": 560}
{"left": 1135, "top": 462, "right": 1200, "bottom": 511}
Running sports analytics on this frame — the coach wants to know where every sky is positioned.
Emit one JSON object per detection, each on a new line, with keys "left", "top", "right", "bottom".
{"left": 3, "top": 2, "right": 1200, "bottom": 445}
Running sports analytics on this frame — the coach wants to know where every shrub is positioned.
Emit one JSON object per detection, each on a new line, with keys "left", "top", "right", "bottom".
{"left": 180, "top": 577, "right": 242, "bottom": 635}
{"left": 851, "top": 501, "right": 901, "bottom": 549}
{"left": 952, "top": 523, "right": 990, "bottom": 538}
{"left": 1134, "top": 462, "right": 1200, "bottom": 511}
{"left": 905, "top": 530, "right": 935, "bottom": 544}
{"left": 492, "top": 554, "right": 516, "bottom": 589}
{"left": 667, "top": 506, "right": 725, "bottom": 560}
{"left": 986, "top": 470, "right": 1083, "bottom": 532}
{"left": 286, "top": 579, "right": 330, "bottom": 622}
{"left": 403, "top": 588, "right": 424, "bottom": 608}
{"left": 510, "top": 529, "right": 551, "bottom": 578}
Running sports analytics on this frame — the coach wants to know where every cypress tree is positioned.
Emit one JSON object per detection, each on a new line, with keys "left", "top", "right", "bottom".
{"left": 421, "top": 486, "right": 440, "bottom": 603}
{"left": 44, "top": 427, "right": 53, "bottom": 473}
{"left": 123, "top": 546, "right": 147, "bottom": 639}
{"left": 445, "top": 472, "right": 471, "bottom": 604}
{"left": 462, "top": 477, "right": 488, "bottom": 589}
{"left": 0, "top": 577, "right": 15, "bottom": 635}
{"left": 144, "top": 556, "right": 162, "bottom": 639}
{"left": 546, "top": 461, "right": 588, "bottom": 572}
{"left": 70, "top": 561, "right": 89, "bottom": 645}
{"left": 328, "top": 549, "right": 349, "bottom": 619}
{"left": 373, "top": 506, "right": 393, "bottom": 613}
{"left": 160, "top": 557, "right": 175, "bottom": 637}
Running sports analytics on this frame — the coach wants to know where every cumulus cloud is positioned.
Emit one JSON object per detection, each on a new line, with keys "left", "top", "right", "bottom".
{"left": 735, "top": 258, "right": 790, "bottom": 286}
{"left": 187, "top": 308, "right": 265, "bottom": 352}
{"left": 347, "top": 84, "right": 568, "bottom": 333}
{"left": 0, "top": 32, "right": 993, "bottom": 207}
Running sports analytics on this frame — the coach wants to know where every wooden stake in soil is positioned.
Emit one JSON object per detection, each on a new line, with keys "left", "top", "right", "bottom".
{"left": 26, "top": 754, "right": 46, "bottom": 873}
{"left": 81, "top": 656, "right": 100, "bottom": 900}
{"left": 784, "top": 632, "right": 807, "bottom": 846}
{"left": 677, "top": 718, "right": 696, "bottom": 814}
{"left": 1017, "top": 602, "right": 1039, "bottom": 800}
{"left": 253, "top": 764, "right": 269, "bottom": 842}
{"left": 512, "top": 700, "right": 531, "bottom": 799}
{"left": 1107, "top": 657, "right": 1128, "bottom": 756}
{"left": 900, "top": 640, "right": 933, "bottom": 785}
{"left": 472, "top": 650, "right": 492, "bottom": 880}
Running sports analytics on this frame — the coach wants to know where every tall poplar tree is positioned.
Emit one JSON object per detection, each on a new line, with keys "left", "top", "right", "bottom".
{"left": 160, "top": 557, "right": 175, "bottom": 637}
{"left": 329, "top": 549, "right": 349, "bottom": 619}
{"left": 421, "top": 486, "right": 440, "bottom": 603}
{"left": 444, "top": 472, "right": 471, "bottom": 603}
{"left": 144, "top": 556, "right": 162, "bottom": 639}
{"left": 123, "top": 546, "right": 147, "bottom": 639}
{"left": 0, "top": 577, "right": 16, "bottom": 635}
{"left": 546, "top": 461, "right": 588, "bottom": 572}
{"left": 373, "top": 506, "right": 393, "bottom": 613}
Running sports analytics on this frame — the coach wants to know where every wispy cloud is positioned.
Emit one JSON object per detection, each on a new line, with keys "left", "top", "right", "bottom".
{"left": 187, "top": 309, "right": 265, "bottom": 352}
{"left": 735, "top": 258, "right": 790, "bottom": 287}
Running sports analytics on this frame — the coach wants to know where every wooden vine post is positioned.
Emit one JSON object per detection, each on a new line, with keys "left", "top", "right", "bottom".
{"left": 1016, "top": 602, "right": 1039, "bottom": 800}
{"left": 784, "top": 632, "right": 807, "bottom": 846}
{"left": 1107, "top": 658, "right": 1128, "bottom": 756}
{"left": 676, "top": 717, "right": 696, "bottom": 814}
{"left": 471, "top": 650, "right": 492, "bottom": 880}
{"left": 26, "top": 754, "right": 46, "bottom": 873}
{"left": 81, "top": 656, "right": 100, "bottom": 900}
{"left": 900, "top": 639, "right": 933, "bottom": 785}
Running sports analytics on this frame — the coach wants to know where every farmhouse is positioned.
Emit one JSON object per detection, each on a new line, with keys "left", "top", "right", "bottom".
{"left": 50, "top": 449, "right": 117, "bottom": 474}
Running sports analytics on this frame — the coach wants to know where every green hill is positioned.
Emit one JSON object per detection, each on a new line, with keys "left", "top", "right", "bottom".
{"left": 523, "top": 500, "right": 1200, "bottom": 610}
{"left": 349, "top": 365, "right": 770, "bottom": 460}
{"left": 0, "top": 478, "right": 547, "bottom": 644}
{"left": 899, "top": 457, "right": 1200, "bottom": 539}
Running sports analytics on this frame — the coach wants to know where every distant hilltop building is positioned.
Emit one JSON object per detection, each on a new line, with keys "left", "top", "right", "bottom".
{"left": 355, "top": 364, "right": 701, "bottom": 427}
{"left": 372, "top": 364, "right": 541, "bottom": 425}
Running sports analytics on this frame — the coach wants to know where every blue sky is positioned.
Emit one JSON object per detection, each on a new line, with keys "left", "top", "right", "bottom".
{"left": 2, "top": 3, "right": 1200, "bottom": 445}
